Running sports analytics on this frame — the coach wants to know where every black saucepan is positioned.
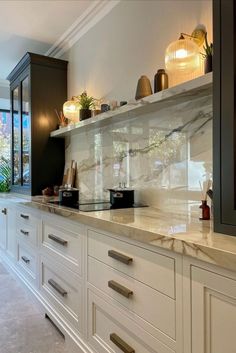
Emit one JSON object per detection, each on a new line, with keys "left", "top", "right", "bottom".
{"left": 108, "top": 188, "right": 134, "bottom": 208}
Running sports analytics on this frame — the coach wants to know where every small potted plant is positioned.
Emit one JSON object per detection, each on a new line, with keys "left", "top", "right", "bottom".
{"left": 202, "top": 33, "right": 213, "bottom": 74}
{"left": 77, "top": 91, "right": 96, "bottom": 120}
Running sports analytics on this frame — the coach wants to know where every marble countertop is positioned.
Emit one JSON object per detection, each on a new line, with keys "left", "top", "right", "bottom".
{"left": 2, "top": 193, "right": 236, "bottom": 272}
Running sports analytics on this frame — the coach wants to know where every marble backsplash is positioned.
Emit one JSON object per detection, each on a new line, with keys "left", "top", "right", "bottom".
{"left": 65, "top": 92, "right": 212, "bottom": 214}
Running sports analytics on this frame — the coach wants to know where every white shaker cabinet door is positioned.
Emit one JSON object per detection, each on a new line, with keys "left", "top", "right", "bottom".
{"left": 191, "top": 266, "right": 236, "bottom": 353}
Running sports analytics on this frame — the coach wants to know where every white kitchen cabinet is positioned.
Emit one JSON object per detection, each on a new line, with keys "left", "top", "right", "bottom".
{"left": 6, "top": 205, "right": 16, "bottom": 260}
{"left": 0, "top": 204, "right": 7, "bottom": 250}
{"left": 184, "top": 261, "right": 236, "bottom": 353}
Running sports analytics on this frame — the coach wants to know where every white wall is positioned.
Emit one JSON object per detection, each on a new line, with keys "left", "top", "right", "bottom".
{"left": 60, "top": 0, "right": 213, "bottom": 213}
{"left": 0, "top": 85, "right": 10, "bottom": 110}
{"left": 62, "top": 0, "right": 212, "bottom": 102}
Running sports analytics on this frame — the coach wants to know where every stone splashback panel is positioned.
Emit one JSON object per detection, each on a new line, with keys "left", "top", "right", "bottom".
{"left": 65, "top": 93, "right": 212, "bottom": 213}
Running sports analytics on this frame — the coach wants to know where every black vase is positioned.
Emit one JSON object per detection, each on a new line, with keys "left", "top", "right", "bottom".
{"left": 80, "top": 109, "right": 92, "bottom": 120}
{"left": 204, "top": 55, "right": 213, "bottom": 74}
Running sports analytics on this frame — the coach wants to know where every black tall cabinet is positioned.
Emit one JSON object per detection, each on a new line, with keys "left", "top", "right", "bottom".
{"left": 213, "top": 0, "right": 236, "bottom": 234}
{"left": 7, "top": 53, "right": 67, "bottom": 195}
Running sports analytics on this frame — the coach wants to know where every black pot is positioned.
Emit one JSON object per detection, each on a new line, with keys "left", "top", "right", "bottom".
{"left": 205, "top": 55, "right": 213, "bottom": 74}
{"left": 108, "top": 188, "right": 134, "bottom": 208}
{"left": 59, "top": 188, "right": 79, "bottom": 207}
{"left": 80, "top": 109, "right": 92, "bottom": 120}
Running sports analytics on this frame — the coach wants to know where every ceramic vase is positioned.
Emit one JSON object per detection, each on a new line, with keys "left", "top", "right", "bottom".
{"left": 135, "top": 75, "right": 153, "bottom": 100}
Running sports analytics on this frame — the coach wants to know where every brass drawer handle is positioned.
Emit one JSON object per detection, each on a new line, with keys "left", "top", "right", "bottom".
{"left": 108, "top": 250, "right": 133, "bottom": 265}
{"left": 21, "top": 256, "right": 30, "bottom": 264}
{"left": 20, "top": 214, "right": 29, "bottom": 219}
{"left": 20, "top": 229, "right": 29, "bottom": 236}
{"left": 110, "top": 333, "right": 135, "bottom": 353}
{"left": 108, "top": 280, "right": 133, "bottom": 298}
{"left": 48, "top": 234, "right": 68, "bottom": 246}
{"left": 48, "top": 279, "right": 67, "bottom": 297}
{"left": 1, "top": 208, "right": 7, "bottom": 215}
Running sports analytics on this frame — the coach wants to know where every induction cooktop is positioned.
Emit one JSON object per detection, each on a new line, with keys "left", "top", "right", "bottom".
{"left": 48, "top": 199, "right": 147, "bottom": 212}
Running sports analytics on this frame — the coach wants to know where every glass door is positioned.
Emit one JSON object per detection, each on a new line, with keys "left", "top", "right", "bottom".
{"left": 12, "top": 86, "right": 21, "bottom": 185}
{"left": 22, "top": 77, "right": 30, "bottom": 186}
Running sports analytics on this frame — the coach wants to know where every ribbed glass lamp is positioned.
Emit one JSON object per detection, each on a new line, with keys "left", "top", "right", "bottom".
{"left": 63, "top": 98, "right": 80, "bottom": 123}
{"left": 165, "top": 36, "right": 200, "bottom": 74}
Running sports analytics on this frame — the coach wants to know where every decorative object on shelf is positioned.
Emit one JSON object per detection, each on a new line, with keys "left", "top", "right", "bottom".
{"left": 63, "top": 97, "right": 80, "bottom": 123}
{"left": 101, "top": 103, "right": 110, "bottom": 112}
{"left": 165, "top": 25, "right": 206, "bottom": 74}
{"left": 55, "top": 109, "right": 68, "bottom": 128}
{"left": 199, "top": 179, "right": 211, "bottom": 220}
{"left": 109, "top": 100, "right": 118, "bottom": 110}
{"left": 201, "top": 32, "right": 213, "bottom": 74}
{"left": 135, "top": 75, "right": 153, "bottom": 100}
{"left": 154, "top": 69, "right": 168, "bottom": 93}
{"left": 92, "top": 109, "right": 101, "bottom": 116}
{"left": 77, "top": 91, "right": 96, "bottom": 121}
{"left": 120, "top": 101, "right": 127, "bottom": 106}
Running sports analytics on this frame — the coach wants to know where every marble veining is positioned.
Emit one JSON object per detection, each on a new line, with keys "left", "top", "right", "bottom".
{"left": 13, "top": 195, "right": 236, "bottom": 274}
{"left": 65, "top": 88, "right": 212, "bottom": 214}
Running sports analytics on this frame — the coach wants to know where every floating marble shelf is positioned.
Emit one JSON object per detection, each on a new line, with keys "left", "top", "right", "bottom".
{"left": 50, "top": 72, "right": 212, "bottom": 138}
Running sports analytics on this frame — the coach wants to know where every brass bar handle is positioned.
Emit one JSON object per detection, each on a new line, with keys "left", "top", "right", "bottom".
{"left": 108, "top": 280, "right": 133, "bottom": 298}
{"left": 108, "top": 250, "right": 133, "bottom": 265}
{"left": 110, "top": 333, "right": 135, "bottom": 353}
{"left": 20, "top": 229, "right": 29, "bottom": 236}
{"left": 48, "top": 279, "right": 67, "bottom": 297}
{"left": 21, "top": 256, "right": 30, "bottom": 264}
{"left": 48, "top": 234, "right": 68, "bottom": 246}
{"left": 20, "top": 214, "right": 29, "bottom": 219}
{"left": 1, "top": 208, "right": 7, "bottom": 215}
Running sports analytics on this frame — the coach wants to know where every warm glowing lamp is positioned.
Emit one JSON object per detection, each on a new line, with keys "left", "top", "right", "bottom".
{"left": 165, "top": 26, "right": 206, "bottom": 74}
{"left": 63, "top": 97, "right": 80, "bottom": 123}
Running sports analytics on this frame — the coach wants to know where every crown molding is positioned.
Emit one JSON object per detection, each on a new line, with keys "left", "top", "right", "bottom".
{"left": 45, "top": 0, "right": 120, "bottom": 59}
{"left": 0, "top": 79, "right": 9, "bottom": 88}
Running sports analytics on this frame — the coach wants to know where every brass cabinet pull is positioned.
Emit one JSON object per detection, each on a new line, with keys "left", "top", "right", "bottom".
{"left": 21, "top": 256, "right": 30, "bottom": 264}
{"left": 48, "top": 279, "right": 67, "bottom": 297}
{"left": 20, "top": 229, "right": 29, "bottom": 236}
{"left": 48, "top": 234, "right": 68, "bottom": 246}
{"left": 108, "top": 250, "right": 133, "bottom": 265}
{"left": 110, "top": 333, "right": 135, "bottom": 353}
{"left": 1, "top": 208, "right": 7, "bottom": 215}
{"left": 108, "top": 280, "right": 133, "bottom": 298}
{"left": 20, "top": 214, "right": 29, "bottom": 219}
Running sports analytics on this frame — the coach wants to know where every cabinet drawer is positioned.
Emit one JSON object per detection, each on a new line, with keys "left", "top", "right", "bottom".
{"left": 40, "top": 256, "right": 82, "bottom": 332}
{"left": 42, "top": 222, "right": 83, "bottom": 275}
{"left": 17, "top": 241, "right": 37, "bottom": 286}
{"left": 88, "top": 290, "right": 174, "bottom": 353}
{"left": 16, "top": 222, "right": 37, "bottom": 246}
{"left": 88, "top": 257, "right": 176, "bottom": 340}
{"left": 88, "top": 230, "right": 175, "bottom": 299}
{"left": 16, "top": 209, "right": 39, "bottom": 228}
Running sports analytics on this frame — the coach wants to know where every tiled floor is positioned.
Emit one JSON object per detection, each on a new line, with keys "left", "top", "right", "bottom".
{"left": 0, "top": 261, "right": 69, "bottom": 353}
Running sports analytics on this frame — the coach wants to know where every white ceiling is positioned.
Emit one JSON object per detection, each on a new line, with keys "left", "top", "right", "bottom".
{"left": 0, "top": 0, "right": 92, "bottom": 81}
